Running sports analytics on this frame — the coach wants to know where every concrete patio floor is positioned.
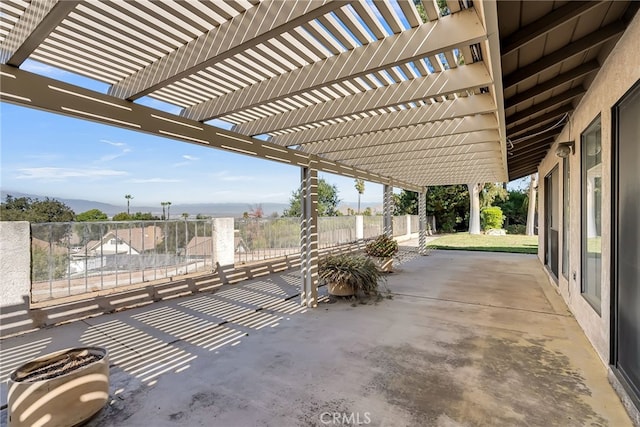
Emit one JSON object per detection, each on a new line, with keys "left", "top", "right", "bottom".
{"left": 0, "top": 247, "right": 633, "bottom": 426}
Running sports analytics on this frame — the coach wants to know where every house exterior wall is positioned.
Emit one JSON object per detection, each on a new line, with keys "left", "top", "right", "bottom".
{"left": 537, "top": 12, "right": 640, "bottom": 365}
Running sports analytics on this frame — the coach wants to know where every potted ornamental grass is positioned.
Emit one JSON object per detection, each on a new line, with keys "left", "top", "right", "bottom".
{"left": 319, "top": 253, "right": 384, "bottom": 297}
{"left": 364, "top": 234, "right": 399, "bottom": 272}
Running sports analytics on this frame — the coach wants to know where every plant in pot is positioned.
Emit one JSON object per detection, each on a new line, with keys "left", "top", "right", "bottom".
{"left": 319, "top": 253, "right": 384, "bottom": 297}
{"left": 364, "top": 234, "right": 399, "bottom": 272}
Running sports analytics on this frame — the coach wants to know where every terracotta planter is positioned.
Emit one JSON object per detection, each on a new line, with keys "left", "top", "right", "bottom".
{"left": 8, "top": 347, "right": 109, "bottom": 427}
{"left": 327, "top": 280, "right": 355, "bottom": 296}
{"left": 372, "top": 256, "right": 393, "bottom": 272}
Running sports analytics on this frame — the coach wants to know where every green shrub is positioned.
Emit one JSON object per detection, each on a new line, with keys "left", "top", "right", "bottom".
{"left": 481, "top": 207, "right": 504, "bottom": 230}
{"left": 505, "top": 224, "right": 526, "bottom": 235}
{"left": 319, "top": 253, "right": 384, "bottom": 296}
{"left": 364, "top": 234, "right": 399, "bottom": 258}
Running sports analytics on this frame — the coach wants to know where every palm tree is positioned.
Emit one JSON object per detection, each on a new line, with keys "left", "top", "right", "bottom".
{"left": 354, "top": 179, "right": 365, "bottom": 214}
{"left": 181, "top": 212, "right": 189, "bottom": 220}
{"left": 125, "top": 194, "right": 133, "bottom": 215}
{"left": 166, "top": 201, "right": 171, "bottom": 220}
{"left": 161, "top": 201, "right": 168, "bottom": 220}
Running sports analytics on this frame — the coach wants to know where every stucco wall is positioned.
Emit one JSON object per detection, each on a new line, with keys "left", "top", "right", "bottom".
{"left": 0, "top": 221, "right": 31, "bottom": 306}
{"left": 537, "top": 12, "right": 640, "bottom": 364}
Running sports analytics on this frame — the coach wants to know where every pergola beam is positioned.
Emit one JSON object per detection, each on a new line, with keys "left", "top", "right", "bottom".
{"left": 182, "top": 8, "right": 487, "bottom": 121}
{"left": 108, "top": 0, "right": 346, "bottom": 100}
{"left": 0, "top": 65, "right": 421, "bottom": 192}
{"left": 503, "top": 21, "right": 625, "bottom": 90}
{"left": 340, "top": 143, "right": 501, "bottom": 165}
{"left": 273, "top": 93, "right": 497, "bottom": 146}
{"left": 501, "top": 1, "right": 601, "bottom": 55}
{"left": 506, "top": 104, "right": 573, "bottom": 137}
{"left": 1, "top": 0, "right": 80, "bottom": 66}
{"left": 321, "top": 130, "right": 501, "bottom": 161}
{"left": 236, "top": 62, "right": 493, "bottom": 135}
{"left": 300, "top": 114, "right": 498, "bottom": 155}
{"left": 506, "top": 87, "right": 584, "bottom": 125}
{"left": 504, "top": 61, "right": 599, "bottom": 109}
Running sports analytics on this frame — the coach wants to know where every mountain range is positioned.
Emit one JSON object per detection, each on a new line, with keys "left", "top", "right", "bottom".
{"left": 0, "top": 190, "right": 288, "bottom": 218}
{"left": 1, "top": 190, "right": 378, "bottom": 218}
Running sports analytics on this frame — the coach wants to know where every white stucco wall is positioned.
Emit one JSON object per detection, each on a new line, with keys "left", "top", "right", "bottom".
{"left": 537, "top": 12, "right": 640, "bottom": 364}
{"left": 0, "top": 221, "right": 31, "bottom": 307}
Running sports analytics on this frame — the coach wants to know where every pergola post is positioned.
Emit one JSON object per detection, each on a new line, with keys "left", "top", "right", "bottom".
{"left": 300, "top": 166, "right": 319, "bottom": 308}
{"left": 383, "top": 184, "right": 394, "bottom": 237}
{"left": 419, "top": 188, "right": 428, "bottom": 255}
{"left": 468, "top": 183, "right": 482, "bottom": 235}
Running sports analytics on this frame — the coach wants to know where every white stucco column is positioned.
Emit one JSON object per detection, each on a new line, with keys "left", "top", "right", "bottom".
{"left": 526, "top": 173, "right": 538, "bottom": 236}
{"left": 468, "top": 183, "right": 482, "bottom": 235}
{"left": 355, "top": 215, "right": 364, "bottom": 240}
{"left": 418, "top": 188, "right": 428, "bottom": 255}
{"left": 212, "top": 218, "right": 235, "bottom": 267}
{"left": 300, "top": 165, "right": 318, "bottom": 308}
{"left": 0, "top": 221, "right": 31, "bottom": 306}
{"left": 383, "top": 184, "right": 394, "bottom": 237}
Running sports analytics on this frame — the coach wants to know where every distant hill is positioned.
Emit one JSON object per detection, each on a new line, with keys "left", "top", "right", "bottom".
{"left": 0, "top": 190, "right": 288, "bottom": 218}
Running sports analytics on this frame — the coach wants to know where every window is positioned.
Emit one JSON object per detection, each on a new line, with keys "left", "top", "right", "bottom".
{"left": 581, "top": 117, "right": 602, "bottom": 313}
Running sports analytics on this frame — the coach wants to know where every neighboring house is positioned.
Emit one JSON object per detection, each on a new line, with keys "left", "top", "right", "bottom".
{"left": 31, "top": 237, "right": 67, "bottom": 256}
{"left": 185, "top": 232, "right": 248, "bottom": 257}
{"left": 185, "top": 236, "right": 213, "bottom": 257}
{"left": 80, "top": 226, "right": 164, "bottom": 256}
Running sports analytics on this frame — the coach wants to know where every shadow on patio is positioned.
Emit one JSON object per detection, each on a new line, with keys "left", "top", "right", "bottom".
{"left": 0, "top": 247, "right": 632, "bottom": 426}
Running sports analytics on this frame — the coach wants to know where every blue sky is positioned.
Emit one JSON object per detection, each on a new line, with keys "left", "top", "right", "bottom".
{"left": 1, "top": 59, "right": 527, "bottom": 209}
{"left": 0, "top": 61, "right": 384, "bottom": 207}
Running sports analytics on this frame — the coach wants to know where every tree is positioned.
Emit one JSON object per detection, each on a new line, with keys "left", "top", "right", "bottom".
{"left": 283, "top": 179, "right": 341, "bottom": 217}
{"left": 248, "top": 204, "right": 264, "bottom": 218}
{"left": 161, "top": 201, "right": 171, "bottom": 220}
{"left": 391, "top": 187, "right": 470, "bottom": 232}
{"left": 112, "top": 211, "right": 159, "bottom": 221}
{"left": 76, "top": 209, "right": 108, "bottom": 222}
{"left": 181, "top": 212, "right": 189, "bottom": 220}
{"left": 125, "top": 194, "right": 133, "bottom": 215}
{"left": 1, "top": 195, "right": 75, "bottom": 223}
{"left": 393, "top": 190, "right": 418, "bottom": 215}
{"left": 480, "top": 183, "right": 508, "bottom": 208}
{"left": 354, "top": 179, "right": 365, "bottom": 214}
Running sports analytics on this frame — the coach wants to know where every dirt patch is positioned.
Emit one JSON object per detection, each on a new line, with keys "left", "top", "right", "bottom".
{"left": 12, "top": 348, "right": 104, "bottom": 382}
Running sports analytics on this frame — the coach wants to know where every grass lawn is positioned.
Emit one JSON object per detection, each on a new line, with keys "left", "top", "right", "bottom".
{"left": 427, "top": 233, "right": 538, "bottom": 254}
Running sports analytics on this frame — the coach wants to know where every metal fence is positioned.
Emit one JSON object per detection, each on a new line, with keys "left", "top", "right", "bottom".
{"left": 363, "top": 216, "right": 383, "bottom": 239}
{"left": 410, "top": 215, "right": 420, "bottom": 233}
{"left": 234, "top": 216, "right": 359, "bottom": 264}
{"left": 31, "top": 220, "right": 215, "bottom": 302}
{"left": 234, "top": 217, "right": 300, "bottom": 264}
{"left": 30, "top": 215, "right": 432, "bottom": 301}
{"left": 392, "top": 216, "right": 408, "bottom": 237}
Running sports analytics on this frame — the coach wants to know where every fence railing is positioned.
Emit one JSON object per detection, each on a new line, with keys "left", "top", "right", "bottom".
{"left": 392, "top": 216, "right": 408, "bottom": 237}
{"left": 234, "top": 217, "right": 300, "bottom": 264}
{"left": 31, "top": 220, "right": 215, "bottom": 302}
{"left": 363, "top": 216, "right": 383, "bottom": 239}
{"left": 31, "top": 215, "right": 431, "bottom": 302}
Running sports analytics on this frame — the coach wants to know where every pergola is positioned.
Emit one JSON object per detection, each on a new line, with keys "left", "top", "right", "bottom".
{"left": 0, "top": 0, "right": 635, "bottom": 306}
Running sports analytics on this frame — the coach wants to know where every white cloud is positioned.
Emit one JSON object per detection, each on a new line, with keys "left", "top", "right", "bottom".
{"left": 15, "top": 167, "right": 128, "bottom": 180}
{"left": 211, "top": 171, "right": 253, "bottom": 182}
{"left": 128, "top": 178, "right": 182, "bottom": 183}
{"left": 172, "top": 154, "right": 199, "bottom": 167}
{"left": 100, "top": 139, "right": 126, "bottom": 147}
